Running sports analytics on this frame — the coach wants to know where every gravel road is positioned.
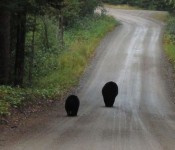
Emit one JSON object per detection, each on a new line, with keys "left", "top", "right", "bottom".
{"left": 1, "top": 8, "right": 175, "bottom": 150}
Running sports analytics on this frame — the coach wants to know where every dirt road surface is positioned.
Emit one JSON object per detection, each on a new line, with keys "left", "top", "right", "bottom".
{"left": 1, "top": 8, "right": 175, "bottom": 150}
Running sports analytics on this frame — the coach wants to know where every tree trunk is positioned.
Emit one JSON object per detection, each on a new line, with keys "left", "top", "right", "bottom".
{"left": 9, "top": 14, "right": 18, "bottom": 84}
{"left": 28, "top": 14, "right": 36, "bottom": 85}
{"left": 42, "top": 16, "right": 50, "bottom": 50}
{"left": 0, "top": 10, "right": 11, "bottom": 85}
{"left": 14, "top": 11, "right": 27, "bottom": 86}
{"left": 58, "top": 13, "right": 64, "bottom": 47}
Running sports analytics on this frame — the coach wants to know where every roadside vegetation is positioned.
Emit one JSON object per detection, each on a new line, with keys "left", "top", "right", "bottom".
{"left": 1, "top": 0, "right": 175, "bottom": 120}
{"left": 0, "top": 1, "right": 117, "bottom": 117}
{"left": 151, "top": 12, "right": 169, "bottom": 22}
{"left": 104, "top": 4, "right": 140, "bottom": 10}
{"left": 164, "top": 15, "right": 175, "bottom": 67}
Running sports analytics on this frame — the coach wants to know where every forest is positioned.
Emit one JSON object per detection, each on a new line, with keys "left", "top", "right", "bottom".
{"left": 0, "top": 0, "right": 175, "bottom": 116}
{"left": 0, "top": 0, "right": 103, "bottom": 86}
{"left": 0, "top": 0, "right": 117, "bottom": 116}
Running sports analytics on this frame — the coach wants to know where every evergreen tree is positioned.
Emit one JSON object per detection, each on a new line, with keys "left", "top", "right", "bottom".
{"left": 0, "top": 4, "right": 11, "bottom": 84}
{"left": 0, "top": 0, "right": 102, "bottom": 86}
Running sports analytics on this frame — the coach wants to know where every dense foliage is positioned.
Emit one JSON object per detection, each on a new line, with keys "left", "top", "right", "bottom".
{"left": 164, "top": 15, "right": 175, "bottom": 66}
{"left": 166, "top": 16, "right": 175, "bottom": 41}
{"left": 0, "top": 0, "right": 118, "bottom": 116}
{"left": 0, "top": 0, "right": 103, "bottom": 87}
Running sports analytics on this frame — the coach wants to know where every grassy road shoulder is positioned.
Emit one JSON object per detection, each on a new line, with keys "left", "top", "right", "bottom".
{"left": 163, "top": 15, "right": 175, "bottom": 68}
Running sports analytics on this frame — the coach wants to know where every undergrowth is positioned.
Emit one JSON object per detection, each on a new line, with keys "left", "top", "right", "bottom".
{"left": 0, "top": 14, "right": 118, "bottom": 116}
{"left": 163, "top": 15, "right": 175, "bottom": 68}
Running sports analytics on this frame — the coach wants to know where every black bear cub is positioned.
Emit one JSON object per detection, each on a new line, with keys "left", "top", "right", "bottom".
{"left": 102, "top": 81, "right": 118, "bottom": 107}
{"left": 65, "top": 95, "right": 80, "bottom": 116}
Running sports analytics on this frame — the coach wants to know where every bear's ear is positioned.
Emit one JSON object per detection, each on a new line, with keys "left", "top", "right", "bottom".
{"left": 65, "top": 94, "right": 80, "bottom": 117}
{"left": 102, "top": 81, "right": 118, "bottom": 107}
{"left": 67, "top": 95, "right": 79, "bottom": 100}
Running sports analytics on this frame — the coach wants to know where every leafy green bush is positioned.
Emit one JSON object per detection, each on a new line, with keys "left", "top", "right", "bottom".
{"left": 0, "top": 86, "right": 24, "bottom": 108}
{"left": 0, "top": 101, "right": 9, "bottom": 115}
{"left": 166, "top": 16, "right": 175, "bottom": 44}
{"left": 0, "top": 86, "right": 23, "bottom": 115}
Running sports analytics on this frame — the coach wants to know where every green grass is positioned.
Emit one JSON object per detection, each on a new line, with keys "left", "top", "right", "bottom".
{"left": 164, "top": 34, "right": 175, "bottom": 67}
{"left": 104, "top": 4, "right": 141, "bottom": 10}
{"left": 0, "top": 14, "right": 118, "bottom": 116}
{"left": 37, "top": 15, "right": 117, "bottom": 89}
{"left": 151, "top": 12, "right": 168, "bottom": 22}
{"left": 163, "top": 15, "right": 175, "bottom": 69}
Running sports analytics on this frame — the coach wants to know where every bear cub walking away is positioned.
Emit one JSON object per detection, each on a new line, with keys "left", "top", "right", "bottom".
{"left": 65, "top": 95, "right": 80, "bottom": 116}
{"left": 102, "top": 81, "right": 118, "bottom": 107}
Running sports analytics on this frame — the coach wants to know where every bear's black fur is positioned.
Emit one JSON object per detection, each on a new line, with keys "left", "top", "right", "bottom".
{"left": 102, "top": 81, "right": 118, "bottom": 107}
{"left": 65, "top": 95, "right": 80, "bottom": 116}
